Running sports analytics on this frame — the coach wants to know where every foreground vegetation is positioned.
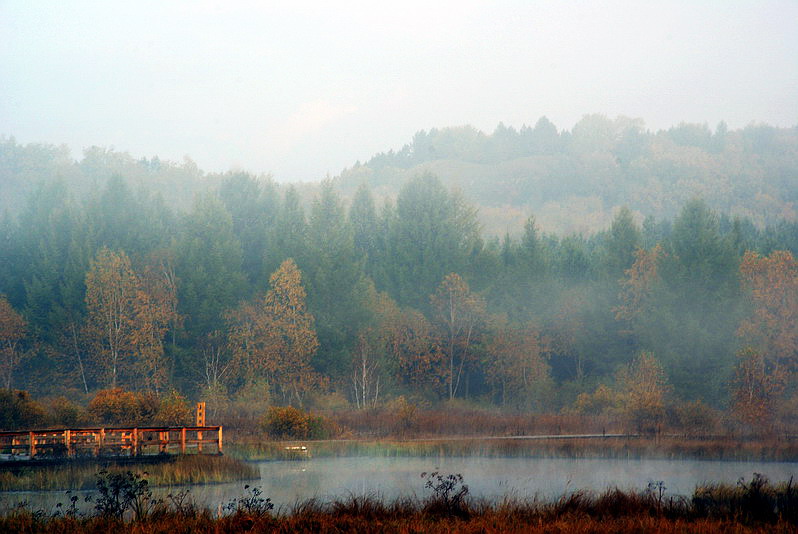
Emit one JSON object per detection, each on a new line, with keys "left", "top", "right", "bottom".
{"left": 1, "top": 471, "right": 796, "bottom": 533}
{"left": 0, "top": 454, "right": 257, "bottom": 491}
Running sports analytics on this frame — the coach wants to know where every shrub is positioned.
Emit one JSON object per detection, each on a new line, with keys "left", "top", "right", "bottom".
{"left": 87, "top": 389, "right": 160, "bottom": 426}
{"left": 261, "top": 406, "right": 336, "bottom": 440}
{"left": 47, "top": 396, "right": 89, "bottom": 427}
{"left": 94, "top": 470, "right": 157, "bottom": 521}
{"left": 262, "top": 406, "right": 311, "bottom": 439}
{"left": 421, "top": 471, "right": 470, "bottom": 518}
{"left": 154, "top": 390, "right": 192, "bottom": 426}
{"left": 0, "top": 389, "right": 47, "bottom": 430}
{"left": 670, "top": 400, "right": 719, "bottom": 435}
{"left": 571, "top": 384, "right": 621, "bottom": 416}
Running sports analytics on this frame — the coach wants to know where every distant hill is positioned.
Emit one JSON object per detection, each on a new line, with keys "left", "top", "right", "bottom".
{"left": 335, "top": 116, "right": 798, "bottom": 235}
{"left": 3, "top": 115, "right": 797, "bottom": 236}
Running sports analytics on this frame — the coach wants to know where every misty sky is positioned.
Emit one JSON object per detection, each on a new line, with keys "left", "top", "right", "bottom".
{"left": 2, "top": 1, "right": 797, "bottom": 182}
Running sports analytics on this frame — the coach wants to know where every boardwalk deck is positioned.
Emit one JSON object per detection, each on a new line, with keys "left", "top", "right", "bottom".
{"left": 0, "top": 426, "right": 222, "bottom": 460}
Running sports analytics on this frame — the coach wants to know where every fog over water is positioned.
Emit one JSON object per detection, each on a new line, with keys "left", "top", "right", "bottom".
{"left": 3, "top": 457, "right": 797, "bottom": 513}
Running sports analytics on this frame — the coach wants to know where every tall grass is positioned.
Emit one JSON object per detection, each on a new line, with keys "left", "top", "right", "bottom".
{"left": 0, "top": 474, "right": 796, "bottom": 532}
{"left": 228, "top": 435, "right": 798, "bottom": 462}
{"left": 0, "top": 454, "right": 258, "bottom": 491}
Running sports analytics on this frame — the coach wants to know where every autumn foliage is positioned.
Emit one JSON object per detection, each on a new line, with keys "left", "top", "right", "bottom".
{"left": 227, "top": 259, "right": 324, "bottom": 407}
{"left": 0, "top": 295, "right": 28, "bottom": 389}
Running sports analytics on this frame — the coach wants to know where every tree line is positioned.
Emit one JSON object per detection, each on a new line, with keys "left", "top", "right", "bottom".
{"left": 1, "top": 170, "right": 797, "bottom": 429}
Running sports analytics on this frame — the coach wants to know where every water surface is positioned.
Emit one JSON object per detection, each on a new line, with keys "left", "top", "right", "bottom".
{"left": 2, "top": 456, "right": 796, "bottom": 513}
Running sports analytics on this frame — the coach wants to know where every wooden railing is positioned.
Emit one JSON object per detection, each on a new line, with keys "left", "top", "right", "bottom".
{"left": 0, "top": 426, "right": 222, "bottom": 459}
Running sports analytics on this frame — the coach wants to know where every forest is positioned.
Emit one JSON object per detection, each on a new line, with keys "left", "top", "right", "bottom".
{"left": 0, "top": 117, "right": 797, "bottom": 433}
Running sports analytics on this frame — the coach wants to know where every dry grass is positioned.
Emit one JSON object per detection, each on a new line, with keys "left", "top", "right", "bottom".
{"left": 0, "top": 454, "right": 258, "bottom": 491}
{"left": 1, "top": 476, "right": 797, "bottom": 533}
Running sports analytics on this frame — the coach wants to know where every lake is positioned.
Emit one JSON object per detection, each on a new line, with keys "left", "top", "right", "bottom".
{"left": 2, "top": 456, "right": 796, "bottom": 513}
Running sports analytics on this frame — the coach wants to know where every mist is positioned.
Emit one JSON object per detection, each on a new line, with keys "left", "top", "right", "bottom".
{"left": 2, "top": 1, "right": 797, "bottom": 182}
{"left": 1, "top": 3, "right": 798, "bottom": 526}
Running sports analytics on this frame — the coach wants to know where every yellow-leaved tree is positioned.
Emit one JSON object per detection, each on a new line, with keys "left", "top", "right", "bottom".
{"left": 617, "top": 352, "right": 670, "bottom": 433}
{"left": 228, "top": 259, "right": 323, "bottom": 407}
{"left": 0, "top": 295, "right": 27, "bottom": 389}
{"left": 485, "top": 318, "right": 551, "bottom": 410}
{"left": 430, "top": 273, "right": 485, "bottom": 400}
{"left": 738, "top": 250, "right": 798, "bottom": 374}
{"left": 84, "top": 248, "right": 173, "bottom": 391}
{"left": 84, "top": 249, "right": 140, "bottom": 389}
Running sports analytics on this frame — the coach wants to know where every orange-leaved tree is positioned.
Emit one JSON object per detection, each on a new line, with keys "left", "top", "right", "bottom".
{"left": 360, "top": 288, "right": 445, "bottom": 399}
{"left": 485, "top": 318, "right": 551, "bottom": 409}
{"left": 617, "top": 352, "right": 670, "bottom": 433}
{"left": 738, "top": 250, "right": 798, "bottom": 375}
{"left": 228, "top": 259, "right": 323, "bottom": 407}
{"left": 431, "top": 273, "right": 485, "bottom": 400}
{"left": 0, "top": 295, "right": 27, "bottom": 389}
{"left": 614, "top": 245, "right": 664, "bottom": 324}
{"left": 85, "top": 248, "right": 173, "bottom": 391}
{"left": 731, "top": 347, "right": 785, "bottom": 430}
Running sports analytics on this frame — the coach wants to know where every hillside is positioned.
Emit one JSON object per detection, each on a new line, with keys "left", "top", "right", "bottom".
{"left": 336, "top": 116, "right": 798, "bottom": 235}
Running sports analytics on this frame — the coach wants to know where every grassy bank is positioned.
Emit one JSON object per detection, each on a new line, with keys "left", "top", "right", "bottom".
{"left": 0, "top": 454, "right": 258, "bottom": 491}
{"left": 0, "top": 475, "right": 796, "bottom": 533}
{"left": 228, "top": 435, "right": 798, "bottom": 462}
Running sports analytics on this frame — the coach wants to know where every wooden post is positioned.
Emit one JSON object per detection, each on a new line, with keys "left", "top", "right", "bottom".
{"left": 132, "top": 428, "right": 138, "bottom": 456}
{"left": 99, "top": 428, "right": 105, "bottom": 456}
{"left": 159, "top": 431, "right": 168, "bottom": 453}
{"left": 198, "top": 430, "right": 203, "bottom": 453}
{"left": 29, "top": 432, "right": 36, "bottom": 458}
{"left": 64, "top": 429, "right": 72, "bottom": 457}
{"left": 180, "top": 428, "right": 186, "bottom": 454}
{"left": 196, "top": 402, "right": 206, "bottom": 426}
{"left": 217, "top": 426, "right": 223, "bottom": 454}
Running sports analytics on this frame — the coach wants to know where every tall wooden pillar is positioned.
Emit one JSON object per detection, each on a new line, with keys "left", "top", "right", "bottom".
{"left": 195, "top": 402, "right": 206, "bottom": 426}
{"left": 217, "top": 426, "right": 223, "bottom": 454}
{"left": 29, "top": 432, "right": 36, "bottom": 458}
{"left": 180, "top": 428, "right": 186, "bottom": 454}
{"left": 64, "top": 429, "right": 72, "bottom": 457}
{"left": 132, "top": 428, "right": 138, "bottom": 456}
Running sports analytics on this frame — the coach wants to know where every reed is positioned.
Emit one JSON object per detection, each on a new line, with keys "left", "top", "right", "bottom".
{"left": 0, "top": 475, "right": 796, "bottom": 533}
{"left": 228, "top": 435, "right": 798, "bottom": 462}
{"left": 0, "top": 454, "right": 258, "bottom": 491}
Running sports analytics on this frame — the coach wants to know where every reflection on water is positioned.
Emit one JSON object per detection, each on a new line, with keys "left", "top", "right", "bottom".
{"left": 2, "top": 456, "right": 797, "bottom": 514}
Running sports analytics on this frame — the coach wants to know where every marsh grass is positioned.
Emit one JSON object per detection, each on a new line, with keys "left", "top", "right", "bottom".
{"left": 229, "top": 435, "right": 798, "bottom": 462}
{"left": 1, "top": 474, "right": 796, "bottom": 533}
{"left": 0, "top": 454, "right": 258, "bottom": 491}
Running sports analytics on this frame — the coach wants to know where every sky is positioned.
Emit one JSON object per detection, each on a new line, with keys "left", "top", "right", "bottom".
{"left": 1, "top": 1, "right": 797, "bottom": 182}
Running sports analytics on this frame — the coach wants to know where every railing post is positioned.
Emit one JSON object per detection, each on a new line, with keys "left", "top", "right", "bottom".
{"left": 132, "top": 428, "right": 138, "bottom": 456}
{"left": 218, "top": 426, "right": 223, "bottom": 454}
{"left": 180, "top": 428, "right": 186, "bottom": 454}
{"left": 198, "top": 429, "right": 203, "bottom": 453}
{"left": 64, "top": 429, "right": 72, "bottom": 457}
{"left": 29, "top": 431, "right": 36, "bottom": 458}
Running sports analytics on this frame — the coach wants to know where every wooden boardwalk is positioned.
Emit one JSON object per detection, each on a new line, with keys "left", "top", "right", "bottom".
{"left": 0, "top": 426, "right": 223, "bottom": 460}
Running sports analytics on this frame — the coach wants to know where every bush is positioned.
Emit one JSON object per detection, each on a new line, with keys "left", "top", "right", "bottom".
{"left": 670, "top": 400, "right": 719, "bottom": 435}
{"left": 47, "top": 396, "right": 89, "bottom": 427}
{"left": 154, "top": 390, "right": 192, "bottom": 426}
{"left": 261, "top": 406, "right": 336, "bottom": 440}
{"left": 88, "top": 389, "right": 161, "bottom": 426}
{"left": 0, "top": 389, "right": 47, "bottom": 430}
{"left": 571, "top": 384, "right": 621, "bottom": 417}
